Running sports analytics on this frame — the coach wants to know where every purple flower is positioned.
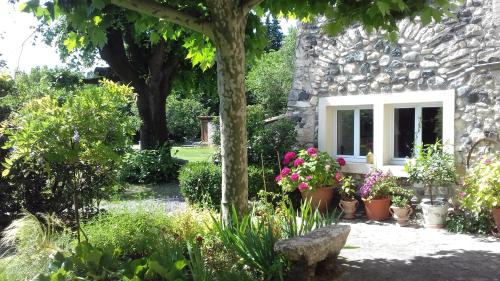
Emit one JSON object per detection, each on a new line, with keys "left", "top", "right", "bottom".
{"left": 290, "top": 173, "right": 300, "bottom": 181}
{"left": 306, "top": 175, "right": 313, "bottom": 181}
{"left": 298, "top": 182, "right": 309, "bottom": 191}
{"left": 72, "top": 128, "right": 80, "bottom": 144}
{"left": 306, "top": 147, "right": 317, "bottom": 156}
{"left": 293, "top": 158, "right": 305, "bottom": 167}
{"left": 281, "top": 167, "right": 291, "bottom": 175}
{"left": 483, "top": 158, "right": 492, "bottom": 165}
{"left": 335, "top": 172, "right": 343, "bottom": 182}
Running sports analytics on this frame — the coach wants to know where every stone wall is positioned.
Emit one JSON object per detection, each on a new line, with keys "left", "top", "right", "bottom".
{"left": 288, "top": 0, "right": 500, "bottom": 168}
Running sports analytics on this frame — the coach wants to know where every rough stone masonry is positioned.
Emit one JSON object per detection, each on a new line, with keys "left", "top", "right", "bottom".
{"left": 288, "top": 0, "right": 500, "bottom": 168}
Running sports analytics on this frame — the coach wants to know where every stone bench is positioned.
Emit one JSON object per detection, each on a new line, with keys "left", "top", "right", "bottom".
{"left": 274, "top": 224, "right": 351, "bottom": 281}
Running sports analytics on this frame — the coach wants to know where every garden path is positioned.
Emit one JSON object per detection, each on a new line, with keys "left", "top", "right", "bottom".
{"left": 335, "top": 221, "right": 500, "bottom": 281}
{"left": 102, "top": 182, "right": 186, "bottom": 213}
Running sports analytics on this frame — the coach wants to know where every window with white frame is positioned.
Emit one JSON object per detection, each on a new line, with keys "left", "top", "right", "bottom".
{"left": 318, "top": 90, "right": 454, "bottom": 175}
{"left": 334, "top": 107, "right": 373, "bottom": 161}
{"left": 391, "top": 104, "right": 443, "bottom": 163}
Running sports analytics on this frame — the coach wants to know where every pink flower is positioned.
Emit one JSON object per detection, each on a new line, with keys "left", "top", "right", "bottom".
{"left": 298, "top": 182, "right": 309, "bottom": 191}
{"left": 290, "top": 173, "right": 299, "bottom": 181}
{"left": 337, "top": 157, "right": 346, "bottom": 167}
{"left": 335, "top": 172, "right": 343, "bottom": 182}
{"left": 283, "top": 151, "right": 297, "bottom": 164}
{"left": 306, "top": 147, "right": 317, "bottom": 156}
{"left": 483, "top": 158, "right": 492, "bottom": 165}
{"left": 306, "top": 175, "right": 313, "bottom": 181}
{"left": 275, "top": 175, "right": 282, "bottom": 182}
{"left": 459, "top": 192, "right": 467, "bottom": 198}
{"left": 293, "top": 158, "right": 305, "bottom": 167}
{"left": 281, "top": 167, "right": 291, "bottom": 175}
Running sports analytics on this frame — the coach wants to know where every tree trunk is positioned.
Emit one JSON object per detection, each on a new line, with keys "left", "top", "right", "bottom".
{"left": 209, "top": 1, "right": 248, "bottom": 223}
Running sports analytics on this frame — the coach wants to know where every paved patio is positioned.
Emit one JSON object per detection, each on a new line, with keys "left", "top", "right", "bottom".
{"left": 335, "top": 221, "right": 500, "bottom": 281}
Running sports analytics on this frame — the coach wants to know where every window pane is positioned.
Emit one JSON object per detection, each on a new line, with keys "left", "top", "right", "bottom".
{"left": 422, "top": 107, "right": 443, "bottom": 146}
{"left": 360, "top": 109, "right": 373, "bottom": 156}
{"left": 394, "top": 108, "right": 415, "bottom": 158}
{"left": 337, "top": 110, "right": 354, "bottom": 155}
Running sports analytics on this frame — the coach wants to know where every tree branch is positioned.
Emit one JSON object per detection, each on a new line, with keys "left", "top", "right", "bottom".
{"left": 99, "top": 28, "right": 146, "bottom": 93}
{"left": 110, "top": 0, "right": 214, "bottom": 39}
{"left": 242, "top": 0, "right": 264, "bottom": 14}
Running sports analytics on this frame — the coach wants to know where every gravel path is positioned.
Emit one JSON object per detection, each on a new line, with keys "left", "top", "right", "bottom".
{"left": 335, "top": 221, "right": 500, "bottom": 281}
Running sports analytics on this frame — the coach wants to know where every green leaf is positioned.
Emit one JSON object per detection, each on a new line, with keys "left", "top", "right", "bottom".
{"left": 150, "top": 32, "right": 160, "bottom": 44}
{"left": 63, "top": 32, "right": 78, "bottom": 52}
{"left": 376, "top": 0, "right": 390, "bottom": 16}
{"left": 93, "top": 15, "right": 102, "bottom": 26}
{"left": 92, "top": 0, "right": 106, "bottom": 9}
{"left": 421, "top": 8, "right": 433, "bottom": 25}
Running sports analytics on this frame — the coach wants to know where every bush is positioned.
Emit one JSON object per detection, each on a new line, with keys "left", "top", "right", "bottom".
{"left": 166, "top": 94, "right": 209, "bottom": 141}
{"left": 213, "top": 104, "right": 297, "bottom": 166}
{"left": 82, "top": 207, "right": 175, "bottom": 258}
{"left": 1, "top": 80, "right": 139, "bottom": 221}
{"left": 246, "top": 30, "right": 296, "bottom": 116}
{"left": 446, "top": 210, "right": 495, "bottom": 235}
{"left": 118, "top": 147, "right": 181, "bottom": 184}
{"left": 179, "top": 162, "right": 278, "bottom": 208}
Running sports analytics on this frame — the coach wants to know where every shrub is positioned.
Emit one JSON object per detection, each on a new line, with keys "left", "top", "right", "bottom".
{"left": 166, "top": 94, "right": 209, "bottom": 141}
{"left": 1, "top": 80, "right": 138, "bottom": 220}
{"left": 459, "top": 155, "right": 499, "bottom": 213}
{"left": 246, "top": 30, "right": 296, "bottom": 116}
{"left": 446, "top": 210, "right": 495, "bottom": 235}
{"left": 179, "top": 162, "right": 278, "bottom": 208}
{"left": 212, "top": 105, "right": 297, "bottom": 166}
{"left": 118, "top": 147, "right": 181, "bottom": 184}
{"left": 82, "top": 207, "right": 175, "bottom": 258}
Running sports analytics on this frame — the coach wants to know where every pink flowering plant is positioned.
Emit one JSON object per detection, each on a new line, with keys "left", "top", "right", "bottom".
{"left": 359, "top": 170, "right": 399, "bottom": 201}
{"left": 459, "top": 155, "right": 500, "bottom": 213}
{"left": 276, "top": 147, "right": 344, "bottom": 192}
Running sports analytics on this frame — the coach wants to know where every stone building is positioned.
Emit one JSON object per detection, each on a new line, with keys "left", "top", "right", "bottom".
{"left": 288, "top": 0, "right": 500, "bottom": 177}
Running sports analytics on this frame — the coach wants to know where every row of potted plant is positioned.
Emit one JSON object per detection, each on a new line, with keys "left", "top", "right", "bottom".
{"left": 275, "top": 145, "right": 499, "bottom": 232}
{"left": 339, "top": 171, "right": 414, "bottom": 226}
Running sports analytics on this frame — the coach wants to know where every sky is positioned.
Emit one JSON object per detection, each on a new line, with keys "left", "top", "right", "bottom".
{"left": 0, "top": 1, "right": 297, "bottom": 75}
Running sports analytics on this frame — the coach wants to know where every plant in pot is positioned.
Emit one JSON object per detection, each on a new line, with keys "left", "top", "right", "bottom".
{"left": 359, "top": 170, "right": 397, "bottom": 221}
{"left": 276, "top": 147, "right": 344, "bottom": 213}
{"left": 459, "top": 154, "right": 500, "bottom": 237}
{"left": 390, "top": 187, "right": 414, "bottom": 226}
{"left": 338, "top": 176, "right": 359, "bottom": 219}
{"left": 405, "top": 142, "right": 458, "bottom": 228}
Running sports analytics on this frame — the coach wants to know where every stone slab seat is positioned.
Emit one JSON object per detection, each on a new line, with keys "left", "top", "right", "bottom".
{"left": 274, "top": 224, "right": 350, "bottom": 281}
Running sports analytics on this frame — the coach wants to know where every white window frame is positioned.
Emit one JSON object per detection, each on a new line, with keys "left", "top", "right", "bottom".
{"left": 333, "top": 106, "right": 373, "bottom": 163}
{"left": 317, "top": 90, "right": 455, "bottom": 177}
{"left": 389, "top": 102, "right": 442, "bottom": 165}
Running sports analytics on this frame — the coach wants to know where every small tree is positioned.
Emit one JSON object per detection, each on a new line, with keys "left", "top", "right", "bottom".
{"left": 405, "top": 142, "right": 458, "bottom": 205}
{"left": 2, "top": 80, "right": 138, "bottom": 232}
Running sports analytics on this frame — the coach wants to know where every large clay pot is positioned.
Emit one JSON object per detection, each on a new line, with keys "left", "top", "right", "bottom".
{"left": 420, "top": 201, "right": 449, "bottom": 228}
{"left": 340, "top": 199, "right": 358, "bottom": 219}
{"left": 301, "top": 187, "right": 334, "bottom": 213}
{"left": 390, "top": 205, "right": 413, "bottom": 226}
{"left": 363, "top": 198, "right": 391, "bottom": 221}
{"left": 492, "top": 207, "right": 500, "bottom": 231}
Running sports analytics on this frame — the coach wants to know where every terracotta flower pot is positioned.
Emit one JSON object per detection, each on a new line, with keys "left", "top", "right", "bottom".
{"left": 363, "top": 197, "right": 391, "bottom": 221}
{"left": 390, "top": 205, "right": 413, "bottom": 226}
{"left": 340, "top": 199, "right": 358, "bottom": 219}
{"left": 300, "top": 187, "right": 334, "bottom": 213}
{"left": 492, "top": 207, "right": 500, "bottom": 231}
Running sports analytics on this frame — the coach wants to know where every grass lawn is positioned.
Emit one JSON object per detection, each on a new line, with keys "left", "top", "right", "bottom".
{"left": 171, "top": 146, "right": 216, "bottom": 162}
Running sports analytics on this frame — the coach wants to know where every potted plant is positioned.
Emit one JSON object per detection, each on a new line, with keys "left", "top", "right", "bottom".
{"left": 459, "top": 155, "right": 500, "bottom": 236}
{"left": 405, "top": 142, "right": 458, "bottom": 228}
{"left": 359, "top": 170, "right": 397, "bottom": 221}
{"left": 276, "top": 147, "right": 344, "bottom": 213}
{"left": 390, "top": 187, "right": 414, "bottom": 226}
{"left": 338, "top": 176, "right": 359, "bottom": 219}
